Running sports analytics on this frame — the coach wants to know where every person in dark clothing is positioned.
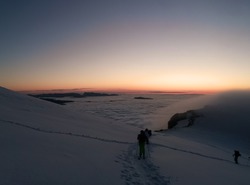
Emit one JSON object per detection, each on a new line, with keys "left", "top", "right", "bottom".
{"left": 144, "top": 128, "right": 150, "bottom": 144}
{"left": 145, "top": 128, "right": 152, "bottom": 137}
{"left": 233, "top": 150, "right": 241, "bottom": 164}
{"left": 137, "top": 130, "right": 147, "bottom": 159}
{"left": 187, "top": 116, "right": 195, "bottom": 127}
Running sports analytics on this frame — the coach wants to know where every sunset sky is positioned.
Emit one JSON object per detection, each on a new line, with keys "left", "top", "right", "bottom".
{"left": 1, "top": 0, "right": 250, "bottom": 93}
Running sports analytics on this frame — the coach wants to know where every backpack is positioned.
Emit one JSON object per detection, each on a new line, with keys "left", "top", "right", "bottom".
{"left": 137, "top": 133, "right": 146, "bottom": 143}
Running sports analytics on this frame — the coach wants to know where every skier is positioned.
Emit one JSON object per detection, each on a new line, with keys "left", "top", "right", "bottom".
{"left": 233, "top": 150, "right": 241, "bottom": 164}
{"left": 137, "top": 130, "right": 147, "bottom": 159}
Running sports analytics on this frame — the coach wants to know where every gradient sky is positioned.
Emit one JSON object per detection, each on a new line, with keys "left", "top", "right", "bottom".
{"left": 1, "top": 0, "right": 250, "bottom": 93}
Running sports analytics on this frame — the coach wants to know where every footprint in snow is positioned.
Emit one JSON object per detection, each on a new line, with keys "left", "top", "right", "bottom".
{"left": 118, "top": 143, "right": 170, "bottom": 185}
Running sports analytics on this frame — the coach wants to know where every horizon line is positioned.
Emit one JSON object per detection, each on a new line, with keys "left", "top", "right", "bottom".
{"left": 16, "top": 87, "right": 214, "bottom": 95}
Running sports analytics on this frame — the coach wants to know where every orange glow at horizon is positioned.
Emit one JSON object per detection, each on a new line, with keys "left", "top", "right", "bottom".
{"left": 5, "top": 75, "right": 248, "bottom": 94}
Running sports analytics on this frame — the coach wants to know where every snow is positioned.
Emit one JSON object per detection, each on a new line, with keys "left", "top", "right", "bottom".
{"left": 0, "top": 86, "right": 250, "bottom": 185}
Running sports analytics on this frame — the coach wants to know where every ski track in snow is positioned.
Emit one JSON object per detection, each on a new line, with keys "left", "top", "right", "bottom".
{"left": 2, "top": 117, "right": 250, "bottom": 185}
{"left": 117, "top": 144, "right": 171, "bottom": 185}
{"left": 1, "top": 119, "right": 171, "bottom": 184}
{"left": 0, "top": 119, "right": 132, "bottom": 145}
{"left": 2, "top": 119, "right": 248, "bottom": 163}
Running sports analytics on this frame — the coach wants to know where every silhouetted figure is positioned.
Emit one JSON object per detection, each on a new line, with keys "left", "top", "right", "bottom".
{"left": 148, "top": 129, "right": 152, "bottom": 136}
{"left": 187, "top": 116, "right": 195, "bottom": 127}
{"left": 145, "top": 128, "right": 152, "bottom": 137}
{"left": 144, "top": 128, "right": 150, "bottom": 144}
{"left": 233, "top": 150, "right": 241, "bottom": 164}
{"left": 137, "top": 130, "right": 147, "bottom": 159}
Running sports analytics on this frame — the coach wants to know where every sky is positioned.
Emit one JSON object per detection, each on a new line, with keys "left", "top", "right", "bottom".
{"left": 1, "top": 0, "right": 250, "bottom": 93}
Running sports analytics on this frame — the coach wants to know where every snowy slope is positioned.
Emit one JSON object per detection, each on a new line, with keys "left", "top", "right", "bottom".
{"left": 0, "top": 87, "right": 250, "bottom": 185}
{"left": 0, "top": 87, "right": 137, "bottom": 185}
{"left": 0, "top": 86, "right": 136, "bottom": 140}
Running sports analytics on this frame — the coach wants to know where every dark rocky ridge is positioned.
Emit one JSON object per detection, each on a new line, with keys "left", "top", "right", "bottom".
{"left": 134, "top": 96, "right": 153, "bottom": 100}
{"left": 29, "top": 92, "right": 119, "bottom": 105}
{"left": 29, "top": 92, "right": 119, "bottom": 98}
{"left": 168, "top": 110, "right": 202, "bottom": 129}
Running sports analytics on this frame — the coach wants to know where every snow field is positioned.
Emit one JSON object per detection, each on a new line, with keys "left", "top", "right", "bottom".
{"left": 1, "top": 87, "right": 250, "bottom": 185}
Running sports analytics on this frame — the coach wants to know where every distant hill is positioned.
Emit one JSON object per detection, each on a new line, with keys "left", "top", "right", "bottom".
{"left": 134, "top": 96, "right": 153, "bottom": 100}
{"left": 29, "top": 92, "right": 119, "bottom": 98}
{"left": 28, "top": 92, "right": 119, "bottom": 105}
